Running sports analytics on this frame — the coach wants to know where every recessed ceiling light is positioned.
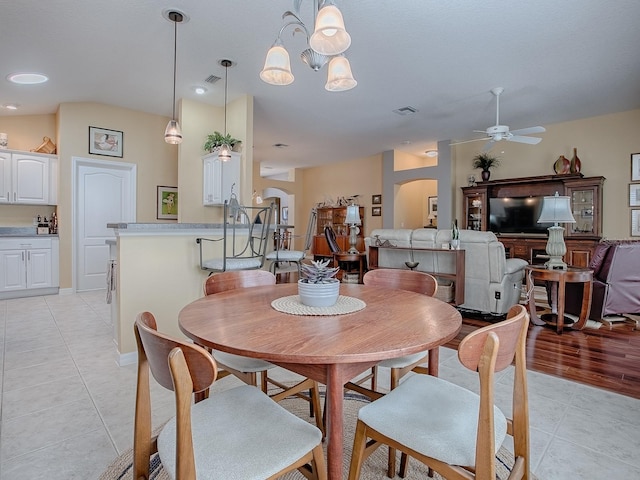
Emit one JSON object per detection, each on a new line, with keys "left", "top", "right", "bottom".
{"left": 7, "top": 73, "right": 48, "bottom": 84}
{"left": 425, "top": 150, "right": 438, "bottom": 157}
{"left": 2, "top": 103, "right": 20, "bottom": 110}
{"left": 193, "top": 86, "right": 207, "bottom": 95}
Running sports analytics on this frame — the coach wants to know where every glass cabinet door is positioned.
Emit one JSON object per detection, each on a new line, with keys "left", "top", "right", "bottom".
{"left": 569, "top": 188, "right": 595, "bottom": 235}
{"left": 463, "top": 187, "right": 486, "bottom": 231}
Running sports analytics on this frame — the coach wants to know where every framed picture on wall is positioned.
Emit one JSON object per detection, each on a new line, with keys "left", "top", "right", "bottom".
{"left": 89, "top": 126, "right": 123, "bottom": 157}
{"left": 372, "top": 206, "right": 381, "bottom": 216}
{"left": 157, "top": 186, "right": 178, "bottom": 220}
{"left": 372, "top": 194, "right": 382, "bottom": 205}
{"left": 632, "top": 209, "right": 640, "bottom": 237}
{"left": 428, "top": 196, "right": 438, "bottom": 217}
{"left": 630, "top": 184, "right": 640, "bottom": 207}
{"left": 632, "top": 153, "right": 640, "bottom": 181}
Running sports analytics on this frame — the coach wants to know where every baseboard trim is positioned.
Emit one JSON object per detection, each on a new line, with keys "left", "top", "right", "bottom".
{"left": 117, "top": 350, "right": 137, "bottom": 366}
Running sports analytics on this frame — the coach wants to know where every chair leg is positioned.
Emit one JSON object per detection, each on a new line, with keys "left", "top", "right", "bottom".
{"left": 348, "top": 420, "right": 368, "bottom": 480}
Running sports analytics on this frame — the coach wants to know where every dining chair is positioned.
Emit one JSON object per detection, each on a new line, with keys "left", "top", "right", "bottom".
{"left": 266, "top": 207, "right": 316, "bottom": 276}
{"left": 133, "top": 312, "right": 327, "bottom": 480}
{"left": 353, "top": 268, "right": 439, "bottom": 475}
{"left": 203, "top": 270, "right": 324, "bottom": 434}
{"left": 348, "top": 304, "right": 530, "bottom": 480}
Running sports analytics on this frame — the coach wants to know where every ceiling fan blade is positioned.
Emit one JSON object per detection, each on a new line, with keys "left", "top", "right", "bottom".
{"left": 510, "top": 126, "right": 546, "bottom": 135}
{"left": 449, "top": 137, "right": 487, "bottom": 146}
{"left": 482, "top": 140, "right": 495, "bottom": 151}
{"left": 508, "top": 135, "right": 542, "bottom": 145}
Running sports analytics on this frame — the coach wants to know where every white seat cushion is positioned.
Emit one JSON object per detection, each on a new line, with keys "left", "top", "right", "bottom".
{"left": 377, "top": 351, "right": 428, "bottom": 369}
{"left": 358, "top": 374, "right": 507, "bottom": 468}
{"left": 213, "top": 351, "right": 274, "bottom": 373}
{"left": 266, "top": 250, "right": 305, "bottom": 262}
{"left": 202, "top": 257, "right": 262, "bottom": 271}
{"left": 158, "top": 385, "right": 322, "bottom": 479}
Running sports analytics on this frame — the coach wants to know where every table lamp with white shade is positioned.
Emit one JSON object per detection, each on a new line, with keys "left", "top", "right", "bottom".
{"left": 537, "top": 192, "right": 576, "bottom": 270}
{"left": 345, "top": 204, "right": 361, "bottom": 254}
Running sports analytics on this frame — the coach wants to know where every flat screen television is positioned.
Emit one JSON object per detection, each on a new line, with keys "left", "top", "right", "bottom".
{"left": 488, "top": 196, "right": 553, "bottom": 235}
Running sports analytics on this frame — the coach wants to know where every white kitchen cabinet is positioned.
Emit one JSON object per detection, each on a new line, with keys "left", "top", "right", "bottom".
{"left": 202, "top": 151, "right": 241, "bottom": 206}
{"left": 0, "top": 237, "right": 59, "bottom": 298}
{"left": 0, "top": 150, "right": 58, "bottom": 205}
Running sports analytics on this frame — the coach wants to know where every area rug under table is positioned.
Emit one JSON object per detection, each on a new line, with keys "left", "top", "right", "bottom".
{"left": 100, "top": 392, "right": 533, "bottom": 480}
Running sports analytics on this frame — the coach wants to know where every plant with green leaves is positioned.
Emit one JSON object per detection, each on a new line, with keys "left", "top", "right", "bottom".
{"left": 203, "top": 131, "right": 241, "bottom": 153}
{"left": 300, "top": 259, "right": 339, "bottom": 284}
{"left": 472, "top": 152, "right": 500, "bottom": 171}
{"left": 452, "top": 219, "right": 459, "bottom": 239}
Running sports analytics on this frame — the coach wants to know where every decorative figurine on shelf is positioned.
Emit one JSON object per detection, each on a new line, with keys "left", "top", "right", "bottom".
{"left": 570, "top": 147, "right": 582, "bottom": 174}
{"left": 553, "top": 155, "right": 571, "bottom": 174}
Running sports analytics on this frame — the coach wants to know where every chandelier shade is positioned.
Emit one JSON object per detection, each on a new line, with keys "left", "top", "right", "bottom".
{"left": 325, "top": 56, "right": 357, "bottom": 91}
{"left": 309, "top": 2, "right": 351, "bottom": 55}
{"left": 260, "top": 40, "right": 294, "bottom": 86}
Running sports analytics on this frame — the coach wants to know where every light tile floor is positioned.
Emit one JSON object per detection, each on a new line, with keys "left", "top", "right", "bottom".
{"left": 1, "top": 291, "right": 639, "bottom": 479}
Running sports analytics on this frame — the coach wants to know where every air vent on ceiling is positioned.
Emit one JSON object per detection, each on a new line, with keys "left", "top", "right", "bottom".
{"left": 204, "top": 75, "right": 221, "bottom": 84}
{"left": 393, "top": 106, "right": 418, "bottom": 116}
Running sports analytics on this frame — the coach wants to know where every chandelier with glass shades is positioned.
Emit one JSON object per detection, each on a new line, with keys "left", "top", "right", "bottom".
{"left": 260, "top": 0, "right": 357, "bottom": 92}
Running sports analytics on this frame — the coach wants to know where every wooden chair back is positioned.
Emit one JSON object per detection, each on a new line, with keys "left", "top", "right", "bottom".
{"left": 203, "top": 269, "right": 276, "bottom": 296}
{"left": 133, "top": 312, "right": 218, "bottom": 480}
{"left": 363, "top": 268, "right": 438, "bottom": 297}
{"left": 457, "top": 303, "right": 530, "bottom": 479}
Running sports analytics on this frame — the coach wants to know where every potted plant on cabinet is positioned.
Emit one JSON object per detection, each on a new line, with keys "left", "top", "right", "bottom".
{"left": 203, "top": 131, "right": 242, "bottom": 154}
{"left": 472, "top": 152, "right": 500, "bottom": 181}
{"left": 298, "top": 259, "right": 340, "bottom": 307}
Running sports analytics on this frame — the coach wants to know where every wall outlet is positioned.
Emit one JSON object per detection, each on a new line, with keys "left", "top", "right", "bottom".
{"left": 494, "top": 291, "right": 501, "bottom": 300}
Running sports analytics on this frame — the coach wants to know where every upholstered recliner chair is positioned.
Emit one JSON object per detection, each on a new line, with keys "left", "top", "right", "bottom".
{"left": 366, "top": 228, "right": 527, "bottom": 315}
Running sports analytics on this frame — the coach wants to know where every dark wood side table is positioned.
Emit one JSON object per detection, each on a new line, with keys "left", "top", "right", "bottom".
{"left": 525, "top": 265, "right": 593, "bottom": 334}
{"left": 332, "top": 252, "right": 367, "bottom": 284}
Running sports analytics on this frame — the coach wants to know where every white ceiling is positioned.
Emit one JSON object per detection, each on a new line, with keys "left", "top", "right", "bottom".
{"left": 2, "top": 0, "right": 640, "bottom": 176}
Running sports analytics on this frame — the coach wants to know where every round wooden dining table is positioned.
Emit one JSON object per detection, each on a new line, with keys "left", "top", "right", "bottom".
{"left": 178, "top": 282, "right": 462, "bottom": 480}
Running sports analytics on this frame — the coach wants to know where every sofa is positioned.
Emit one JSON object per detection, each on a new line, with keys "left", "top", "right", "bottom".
{"left": 365, "top": 228, "right": 528, "bottom": 315}
{"left": 565, "top": 240, "right": 640, "bottom": 322}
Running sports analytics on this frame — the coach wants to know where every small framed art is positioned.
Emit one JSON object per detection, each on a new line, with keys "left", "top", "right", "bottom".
{"left": 428, "top": 196, "right": 438, "bottom": 217}
{"left": 89, "top": 126, "right": 123, "bottom": 157}
{"left": 630, "top": 184, "right": 640, "bottom": 207}
{"left": 632, "top": 153, "right": 640, "bottom": 181}
{"left": 157, "top": 186, "right": 178, "bottom": 220}
{"left": 372, "top": 206, "right": 381, "bottom": 216}
{"left": 632, "top": 209, "right": 640, "bottom": 237}
{"left": 372, "top": 194, "right": 382, "bottom": 205}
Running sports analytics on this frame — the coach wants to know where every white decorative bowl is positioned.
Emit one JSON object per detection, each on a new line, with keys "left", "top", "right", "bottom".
{"left": 298, "top": 279, "right": 340, "bottom": 307}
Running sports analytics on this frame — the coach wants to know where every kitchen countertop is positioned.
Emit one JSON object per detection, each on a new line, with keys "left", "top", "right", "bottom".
{"left": 107, "top": 222, "right": 224, "bottom": 230}
{"left": 0, "top": 227, "right": 58, "bottom": 237}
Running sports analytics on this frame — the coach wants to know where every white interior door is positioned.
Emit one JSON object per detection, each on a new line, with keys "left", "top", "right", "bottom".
{"left": 74, "top": 157, "right": 136, "bottom": 291}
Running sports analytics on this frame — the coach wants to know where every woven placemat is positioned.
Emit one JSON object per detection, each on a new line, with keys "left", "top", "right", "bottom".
{"left": 271, "top": 295, "right": 366, "bottom": 316}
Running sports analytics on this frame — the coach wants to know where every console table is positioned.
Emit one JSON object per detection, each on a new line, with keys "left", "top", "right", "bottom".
{"left": 368, "top": 245, "right": 465, "bottom": 305}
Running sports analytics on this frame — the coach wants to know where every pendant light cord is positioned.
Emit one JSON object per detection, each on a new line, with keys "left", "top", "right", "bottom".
{"left": 171, "top": 14, "right": 178, "bottom": 120}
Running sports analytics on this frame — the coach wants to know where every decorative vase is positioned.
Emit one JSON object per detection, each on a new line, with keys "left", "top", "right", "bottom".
{"left": 570, "top": 147, "right": 581, "bottom": 174}
{"left": 450, "top": 239, "right": 460, "bottom": 250}
{"left": 554, "top": 155, "right": 570, "bottom": 174}
{"left": 481, "top": 169, "right": 490, "bottom": 181}
{"left": 298, "top": 279, "right": 340, "bottom": 307}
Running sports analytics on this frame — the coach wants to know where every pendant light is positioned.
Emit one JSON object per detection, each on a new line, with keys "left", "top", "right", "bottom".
{"left": 164, "top": 11, "right": 183, "bottom": 144}
{"left": 218, "top": 59, "right": 233, "bottom": 162}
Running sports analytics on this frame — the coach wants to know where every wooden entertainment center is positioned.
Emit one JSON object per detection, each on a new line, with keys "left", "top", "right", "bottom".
{"left": 462, "top": 174, "right": 605, "bottom": 268}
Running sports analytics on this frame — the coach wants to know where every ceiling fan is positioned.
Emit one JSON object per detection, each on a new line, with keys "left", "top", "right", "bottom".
{"left": 451, "top": 87, "right": 545, "bottom": 151}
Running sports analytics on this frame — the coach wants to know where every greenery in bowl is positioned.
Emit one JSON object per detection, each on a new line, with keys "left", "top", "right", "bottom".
{"left": 300, "top": 259, "right": 339, "bottom": 284}
{"left": 472, "top": 152, "right": 500, "bottom": 171}
{"left": 203, "top": 131, "right": 241, "bottom": 153}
